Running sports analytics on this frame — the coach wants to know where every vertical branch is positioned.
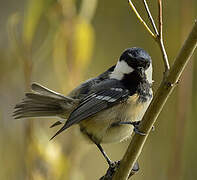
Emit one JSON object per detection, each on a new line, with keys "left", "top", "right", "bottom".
{"left": 112, "top": 20, "right": 197, "bottom": 180}
{"left": 158, "top": 0, "right": 163, "bottom": 38}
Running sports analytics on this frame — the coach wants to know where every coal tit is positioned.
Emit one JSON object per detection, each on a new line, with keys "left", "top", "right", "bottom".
{"left": 14, "top": 47, "right": 153, "bottom": 167}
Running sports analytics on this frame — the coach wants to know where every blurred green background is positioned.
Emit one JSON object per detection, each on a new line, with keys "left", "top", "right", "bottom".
{"left": 1, "top": 0, "right": 197, "bottom": 179}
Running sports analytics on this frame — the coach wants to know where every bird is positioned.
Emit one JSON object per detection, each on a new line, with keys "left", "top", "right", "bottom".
{"left": 13, "top": 47, "right": 153, "bottom": 169}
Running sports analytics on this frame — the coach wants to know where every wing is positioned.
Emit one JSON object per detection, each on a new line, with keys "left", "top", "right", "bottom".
{"left": 67, "top": 65, "right": 115, "bottom": 99}
{"left": 50, "top": 66, "right": 116, "bottom": 129}
{"left": 50, "top": 80, "right": 129, "bottom": 140}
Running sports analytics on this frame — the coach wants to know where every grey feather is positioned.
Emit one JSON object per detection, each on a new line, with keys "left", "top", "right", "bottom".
{"left": 68, "top": 66, "right": 115, "bottom": 99}
{"left": 50, "top": 80, "right": 129, "bottom": 140}
{"left": 31, "top": 83, "right": 73, "bottom": 102}
{"left": 13, "top": 84, "right": 78, "bottom": 119}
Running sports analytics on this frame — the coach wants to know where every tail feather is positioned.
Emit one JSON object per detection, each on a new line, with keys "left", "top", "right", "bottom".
{"left": 14, "top": 111, "right": 60, "bottom": 119}
{"left": 31, "top": 83, "right": 73, "bottom": 101}
{"left": 13, "top": 83, "right": 79, "bottom": 119}
{"left": 25, "top": 93, "right": 67, "bottom": 104}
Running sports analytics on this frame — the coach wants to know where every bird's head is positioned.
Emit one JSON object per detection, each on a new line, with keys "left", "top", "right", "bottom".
{"left": 110, "top": 47, "right": 152, "bottom": 83}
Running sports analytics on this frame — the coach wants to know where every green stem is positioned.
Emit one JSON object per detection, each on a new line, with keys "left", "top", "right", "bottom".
{"left": 112, "top": 20, "right": 197, "bottom": 180}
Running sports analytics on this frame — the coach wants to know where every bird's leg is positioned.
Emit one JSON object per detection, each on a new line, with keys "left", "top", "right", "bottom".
{"left": 95, "top": 142, "right": 140, "bottom": 176}
{"left": 86, "top": 130, "right": 140, "bottom": 177}
{"left": 95, "top": 143, "right": 115, "bottom": 167}
{"left": 89, "top": 136, "right": 139, "bottom": 179}
{"left": 85, "top": 132, "right": 115, "bottom": 167}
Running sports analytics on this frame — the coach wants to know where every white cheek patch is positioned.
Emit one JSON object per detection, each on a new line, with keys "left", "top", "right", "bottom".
{"left": 115, "top": 61, "right": 134, "bottom": 74}
{"left": 145, "top": 65, "right": 153, "bottom": 84}
{"left": 110, "top": 60, "right": 134, "bottom": 80}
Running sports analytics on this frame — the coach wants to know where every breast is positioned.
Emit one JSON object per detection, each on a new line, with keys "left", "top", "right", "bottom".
{"left": 79, "top": 93, "right": 152, "bottom": 144}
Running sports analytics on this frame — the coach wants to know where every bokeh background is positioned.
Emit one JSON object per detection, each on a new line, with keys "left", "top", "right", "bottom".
{"left": 1, "top": 0, "right": 197, "bottom": 179}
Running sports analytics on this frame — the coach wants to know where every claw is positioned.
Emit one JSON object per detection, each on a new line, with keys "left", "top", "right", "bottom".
{"left": 100, "top": 161, "right": 139, "bottom": 179}
{"left": 133, "top": 126, "right": 146, "bottom": 136}
{"left": 109, "top": 160, "right": 120, "bottom": 168}
{"left": 151, "top": 125, "right": 155, "bottom": 131}
{"left": 129, "top": 162, "right": 140, "bottom": 177}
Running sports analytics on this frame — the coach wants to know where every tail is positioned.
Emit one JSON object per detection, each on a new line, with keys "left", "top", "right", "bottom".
{"left": 13, "top": 83, "right": 79, "bottom": 119}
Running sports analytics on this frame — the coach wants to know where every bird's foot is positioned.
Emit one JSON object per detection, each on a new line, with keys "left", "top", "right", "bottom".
{"left": 129, "top": 161, "right": 140, "bottom": 177}
{"left": 132, "top": 121, "right": 147, "bottom": 136}
{"left": 132, "top": 121, "right": 155, "bottom": 135}
{"left": 100, "top": 161, "right": 139, "bottom": 180}
{"left": 109, "top": 160, "right": 120, "bottom": 169}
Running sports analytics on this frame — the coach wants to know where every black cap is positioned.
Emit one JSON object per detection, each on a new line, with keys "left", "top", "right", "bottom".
{"left": 119, "top": 47, "right": 151, "bottom": 70}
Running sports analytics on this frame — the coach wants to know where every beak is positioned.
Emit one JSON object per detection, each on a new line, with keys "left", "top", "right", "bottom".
{"left": 137, "top": 67, "right": 145, "bottom": 78}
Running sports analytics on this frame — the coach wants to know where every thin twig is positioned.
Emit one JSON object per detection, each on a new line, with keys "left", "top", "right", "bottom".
{"left": 143, "top": 0, "right": 170, "bottom": 73}
{"left": 128, "top": 0, "right": 156, "bottom": 39}
{"left": 158, "top": 0, "right": 163, "bottom": 38}
{"left": 112, "top": 20, "right": 197, "bottom": 180}
{"left": 142, "top": 0, "right": 159, "bottom": 36}
{"left": 129, "top": 0, "right": 170, "bottom": 74}
{"left": 158, "top": 0, "right": 170, "bottom": 74}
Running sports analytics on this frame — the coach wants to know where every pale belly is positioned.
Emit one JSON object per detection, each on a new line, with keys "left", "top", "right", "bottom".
{"left": 79, "top": 94, "right": 151, "bottom": 144}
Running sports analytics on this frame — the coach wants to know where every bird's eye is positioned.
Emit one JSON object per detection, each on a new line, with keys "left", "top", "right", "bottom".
{"left": 137, "top": 58, "right": 150, "bottom": 69}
